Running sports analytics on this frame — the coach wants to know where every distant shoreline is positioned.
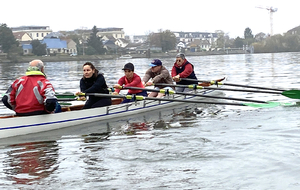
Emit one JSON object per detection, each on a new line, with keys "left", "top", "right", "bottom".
{"left": 0, "top": 50, "right": 247, "bottom": 63}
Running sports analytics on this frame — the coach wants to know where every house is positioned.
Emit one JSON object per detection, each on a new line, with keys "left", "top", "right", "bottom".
{"left": 42, "top": 33, "right": 76, "bottom": 55}
{"left": 97, "top": 28, "right": 125, "bottom": 39}
{"left": 11, "top": 26, "right": 52, "bottom": 40}
{"left": 22, "top": 44, "right": 32, "bottom": 55}
{"left": 187, "top": 39, "right": 211, "bottom": 52}
{"left": 131, "top": 35, "right": 148, "bottom": 43}
{"left": 13, "top": 32, "right": 33, "bottom": 42}
{"left": 115, "top": 38, "right": 129, "bottom": 48}
{"left": 172, "top": 31, "right": 218, "bottom": 50}
{"left": 41, "top": 37, "right": 67, "bottom": 55}
{"left": 103, "top": 40, "right": 119, "bottom": 54}
{"left": 176, "top": 42, "right": 186, "bottom": 50}
{"left": 286, "top": 25, "right": 300, "bottom": 35}
{"left": 13, "top": 32, "right": 34, "bottom": 55}
{"left": 65, "top": 39, "right": 77, "bottom": 54}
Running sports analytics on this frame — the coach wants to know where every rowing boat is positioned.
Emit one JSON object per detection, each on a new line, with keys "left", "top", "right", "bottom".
{"left": 0, "top": 79, "right": 224, "bottom": 139}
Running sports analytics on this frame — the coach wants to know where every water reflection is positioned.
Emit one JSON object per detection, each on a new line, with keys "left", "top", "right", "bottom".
{"left": 109, "top": 105, "right": 212, "bottom": 136}
{"left": 3, "top": 141, "right": 59, "bottom": 184}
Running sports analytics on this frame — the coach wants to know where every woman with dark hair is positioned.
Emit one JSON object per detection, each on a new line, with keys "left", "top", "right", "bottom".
{"left": 77, "top": 62, "right": 112, "bottom": 109}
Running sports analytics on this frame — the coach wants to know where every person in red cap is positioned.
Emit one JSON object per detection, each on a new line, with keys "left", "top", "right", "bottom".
{"left": 2, "top": 59, "right": 58, "bottom": 116}
{"left": 142, "top": 59, "right": 174, "bottom": 97}
{"left": 113, "top": 62, "right": 147, "bottom": 103}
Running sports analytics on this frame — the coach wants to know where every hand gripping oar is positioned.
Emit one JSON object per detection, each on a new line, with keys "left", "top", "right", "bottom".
{"left": 180, "top": 78, "right": 287, "bottom": 92}
{"left": 71, "top": 92, "right": 294, "bottom": 108}
{"left": 121, "top": 86, "right": 267, "bottom": 104}
{"left": 155, "top": 83, "right": 300, "bottom": 100}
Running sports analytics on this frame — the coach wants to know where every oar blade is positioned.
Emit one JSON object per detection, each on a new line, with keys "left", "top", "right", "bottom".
{"left": 243, "top": 101, "right": 296, "bottom": 108}
{"left": 243, "top": 101, "right": 280, "bottom": 108}
{"left": 282, "top": 90, "right": 300, "bottom": 99}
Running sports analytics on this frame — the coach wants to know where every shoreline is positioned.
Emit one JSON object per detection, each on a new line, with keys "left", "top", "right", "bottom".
{"left": 0, "top": 50, "right": 247, "bottom": 63}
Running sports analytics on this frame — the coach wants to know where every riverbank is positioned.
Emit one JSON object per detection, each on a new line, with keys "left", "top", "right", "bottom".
{"left": 0, "top": 50, "right": 246, "bottom": 63}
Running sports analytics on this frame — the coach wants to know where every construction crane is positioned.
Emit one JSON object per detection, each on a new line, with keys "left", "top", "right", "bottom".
{"left": 256, "top": 6, "right": 278, "bottom": 36}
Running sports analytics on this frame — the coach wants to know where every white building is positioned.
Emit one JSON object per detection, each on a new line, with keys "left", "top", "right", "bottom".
{"left": 11, "top": 26, "right": 52, "bottom": 40}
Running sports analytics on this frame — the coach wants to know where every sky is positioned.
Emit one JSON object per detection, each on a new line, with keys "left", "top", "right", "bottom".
{"left": 1, "top": 0, "right": 299, "bottom": 38}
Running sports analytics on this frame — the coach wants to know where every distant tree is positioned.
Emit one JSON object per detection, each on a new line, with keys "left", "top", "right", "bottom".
{"left": 244, "top": 27, "right": 254, "bottom": 39}
{"left": 148, "top": 29, "right": 176, "bottom": 52}
{"left": 87, "top": 26, "right": 106, "bottom": 55}
{"left": 243, "top": 27, "right": 255, "bottom": 45}
{"left": 31, "top": 40, "right": 47, "bottom": 56}
{"left": 0, "top": 23, "right": 19, "bottom": 53}
{"left": 161, "top": 30, "right": 177, "bottom": 52}
{"left": 85, "top": 46, "right": 97, "bottom": 55}
{"left": 225, "top": 37, "right": 235, "bottom": 48}
{"left": 216, "top": 30, "right": 228, "bottom": 49}
{"left": 234, "top": 37, "right": 244, "bottom": 48}
{"left": 283, "top": 34, "right": 300, "bottom": 52}
{"left": 264, "top": 34, "right": 284, "bottom": 53}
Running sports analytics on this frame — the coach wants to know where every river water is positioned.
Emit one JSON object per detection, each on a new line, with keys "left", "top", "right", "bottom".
{"left": 0, "top": 53, "right": 300, "bottom": 189}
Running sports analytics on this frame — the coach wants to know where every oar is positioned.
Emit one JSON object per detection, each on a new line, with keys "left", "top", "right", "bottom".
{"left": 155, "top": 83, "right": 300, "bottom": 100}
{"left": 121, "top": 86, "right": 267, "bottom": 104}
{"left": 75, "top": 92, "right": 294, "bottom": 108}
{"left": 180, "top": 78, "right": 286, "bottom": 92}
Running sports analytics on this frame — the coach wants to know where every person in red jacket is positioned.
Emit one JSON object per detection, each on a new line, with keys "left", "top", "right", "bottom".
{"left": 113, "top": 62, "right": 147, "bottom": 103}
{"left": 171, "top": 53, "right": 198, "bottom": 92}
{"left": 2, "top": 59, "right": 58, "bottom": 116}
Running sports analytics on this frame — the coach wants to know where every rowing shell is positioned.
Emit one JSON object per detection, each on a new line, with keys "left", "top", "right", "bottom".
{"left": 0, "top": 80, "right": 224, "bottom": 139}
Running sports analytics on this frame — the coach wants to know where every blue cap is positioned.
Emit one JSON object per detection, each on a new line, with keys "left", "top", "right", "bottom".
{"left": 149, "top": 59, "right": 162, "bottom": 67}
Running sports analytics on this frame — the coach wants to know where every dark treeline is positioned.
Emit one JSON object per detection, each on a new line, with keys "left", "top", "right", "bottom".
{"left": 1, "top": 23, "right": 300, "bottom": 58}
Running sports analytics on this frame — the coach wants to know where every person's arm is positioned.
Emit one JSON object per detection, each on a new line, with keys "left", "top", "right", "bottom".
{"left": 2, "top": 94, "right": 12, "bottom": 110}
{"left": 42, "top": 80, "right": 57, "bottom": 113}
{"left": 114, "top": 76, "right": 125, "bottom": 94}
{"left": 142, "top": 69, "right": 152, "bottom": 83}
{"left": 79, "top": 78, "right": 87, "bottom": 92}
{"left": 124, "top": 74, "right": 142, "bottom": 87}
{"left": 3, "top": 79, "right": 19, "bottom": 110}
{"left": 83, "top": 75, "right": 107, "bottom": 93}
{"left": 171, "top": 66, "right": 177, "bottom": 77}
{"left": 152, "top": 69, "right": 170, "bottom": 84}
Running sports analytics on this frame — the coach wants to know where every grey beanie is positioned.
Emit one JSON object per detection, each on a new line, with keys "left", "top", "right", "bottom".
{"left": 176, "top": 53, "right": 185, "bottom": 60}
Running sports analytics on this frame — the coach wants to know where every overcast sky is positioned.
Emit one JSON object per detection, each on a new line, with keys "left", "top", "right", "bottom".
{"left": 1, "top": 0, "right": 299, "bottom": 38}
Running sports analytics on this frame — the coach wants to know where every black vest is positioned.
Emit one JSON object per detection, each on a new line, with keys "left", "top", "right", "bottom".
{"left": 175, "top": 61, "right": 198, "bottom": 85}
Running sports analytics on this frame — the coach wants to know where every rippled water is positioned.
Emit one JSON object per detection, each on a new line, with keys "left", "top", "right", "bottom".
{"left": 1, "top": 53, "right": 300, "bottom": 189}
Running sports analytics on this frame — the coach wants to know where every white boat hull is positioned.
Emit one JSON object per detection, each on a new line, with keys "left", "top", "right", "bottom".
{"left": 0, "top": 89, "right": 219, "bottom": 138}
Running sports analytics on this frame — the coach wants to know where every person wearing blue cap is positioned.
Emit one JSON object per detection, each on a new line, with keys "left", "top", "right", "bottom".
{"left": 142, "top": 59, "right": 174, "bottom": 98}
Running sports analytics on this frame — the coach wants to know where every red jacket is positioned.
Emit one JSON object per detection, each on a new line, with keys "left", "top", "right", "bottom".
{"left": 171, "top": 59, "right": 194, "bottom": 78}
{"left": 5, "top": 71, "right": 57, "bottom": 114}
{"left": 115, "top": 73, "right": 145, "bottom": 94}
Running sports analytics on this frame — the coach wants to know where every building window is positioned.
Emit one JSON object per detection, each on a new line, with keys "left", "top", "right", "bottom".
{"left": 37, "top": 33, "right": 39, "bottom": 37}
{"left": 42, "top": 33, "right": 44, "bottom": 37}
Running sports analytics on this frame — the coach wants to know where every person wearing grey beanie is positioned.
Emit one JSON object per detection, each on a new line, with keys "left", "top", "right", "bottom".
{"left": 176, "top": 53, "right": 185, "bottom": 60}
{"left": 171, "top": 53, "right": 198, "bottom": 92}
